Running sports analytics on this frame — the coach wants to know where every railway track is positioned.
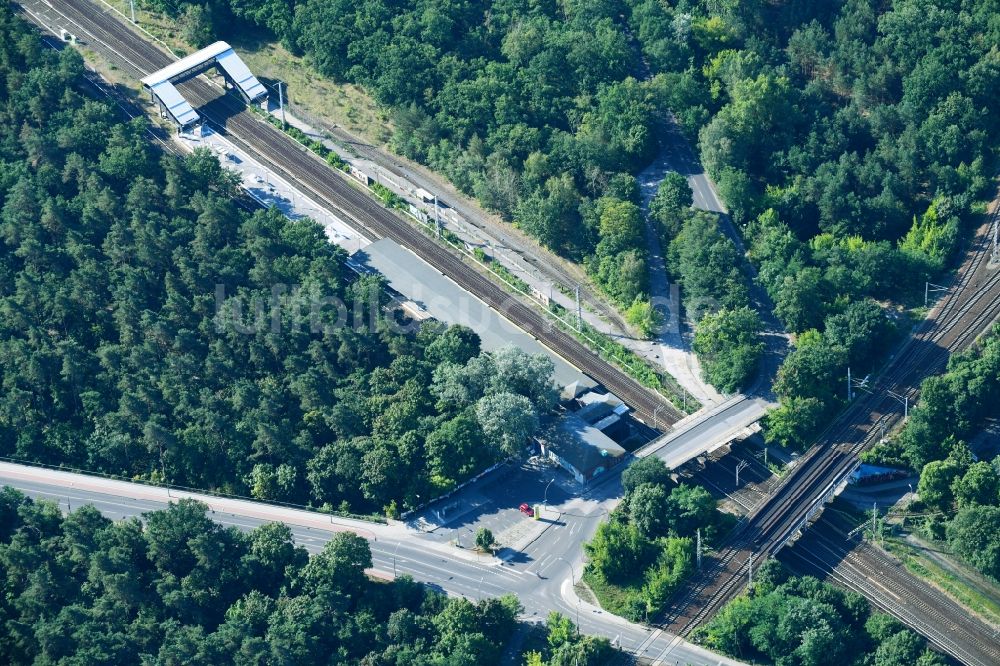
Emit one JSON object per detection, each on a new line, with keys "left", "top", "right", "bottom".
{"left": 19, "top": 4, "right": 1000, "bottom": 661}
{"left": 781, "top": 518, "right": 1000, "bottom": 666}
{"left": 662, "top": 207, "right": 1000, "bottom": 639}
{"left": 34, "top": 0, "right": 683, "bottom": 426}
{"left": 318, "top": 119, "right": 637, "bottom": 337}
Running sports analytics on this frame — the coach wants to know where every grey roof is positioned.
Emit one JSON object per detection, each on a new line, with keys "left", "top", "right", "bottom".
{"left": 575, "top": 391, "right": 627, "bottom": 424}
{"left": 148, "top": 80, "right": 199, "bottom": 126}
{"left": 577, "top": 390, "right": 625, "bottom": 409}
{"left": 592, "top": 413, "right": 622, "bottom": 432}
{"left": 141, "top": 41, "right": 267, "bottom": 126}
{"left": 356, "top": 238, "right": 595, "bottom": 390}
{"left": 215, "top": 48, "right": 267, "bottom": 101}
{"left": 560, "top": 380, "right": 586, "bottom": 402}
{"left": 545, "top": 414, "right": 626, "bottom": 477}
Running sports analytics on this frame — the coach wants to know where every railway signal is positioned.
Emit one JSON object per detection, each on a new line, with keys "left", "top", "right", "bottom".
{"left": 992, "top": 214, "right": 999, "bottom": 263}
{"left": 871, "top": 502, "right": 885, "bottom": 548}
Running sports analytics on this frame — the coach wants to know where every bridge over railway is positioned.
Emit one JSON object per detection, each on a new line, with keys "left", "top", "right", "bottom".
{"left": 16, "top": 1, "right": 1000, "bottom": 663}
{"left": 140, "top": 40, "right": 267, "bottom": 129}
{"left": 661, "top": 208, "right": 1000, "bottom": 666}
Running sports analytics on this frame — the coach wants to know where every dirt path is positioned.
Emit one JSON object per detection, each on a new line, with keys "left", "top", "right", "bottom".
{"left": 902, "top": 534, "right": 1000, "bottom": 629}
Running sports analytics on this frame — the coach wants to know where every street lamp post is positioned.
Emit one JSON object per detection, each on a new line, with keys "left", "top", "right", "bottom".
{"left": 392, "top": 540, "right": 403, "bottom": 578}
{"left": 543, "top": 478, "right": 555, "bottom": 509}
{"left": 557, "top": 556, "right": 580, "bottom": 632}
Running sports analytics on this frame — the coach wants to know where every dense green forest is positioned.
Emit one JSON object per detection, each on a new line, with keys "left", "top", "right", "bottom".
{"left": 150, "top": 0, "right": 684, "bottom": 309}
{"left": 0, "top": 490, "right": 612, "bottom": 665}
{"left": 0, "top": 8, "right": 557, "bottom": 516}
{"left": 697, "top": 560, "right": 947, "bottom": 666}
{"left": 708, "top": 0, "right": 1000, "bottom": 439}
{"left": 582, "top": 456, "right": 728, "bottom": 620}
{"left": 864, "top": 328, "right": 1000, "bottom": 582}
{"left": 143, "top": 0, "right": 999, "bottom": 405}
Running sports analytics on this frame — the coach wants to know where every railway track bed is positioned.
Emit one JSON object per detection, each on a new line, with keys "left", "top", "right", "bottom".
{"left": 659, "top": 208, "right": 1000, "bottom": 655}
{"left": 28, "top": 0, "right": 683, "bottom": 427}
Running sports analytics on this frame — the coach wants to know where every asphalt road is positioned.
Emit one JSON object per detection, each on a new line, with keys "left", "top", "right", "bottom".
{"left": 656, "top": 119, "right": 727, "bottom": 215}
{"left": 0, "top": 462, "right": 747, "bottom": 666}
{"left": 637, "top": 396, "right": 771, "bottom": 469}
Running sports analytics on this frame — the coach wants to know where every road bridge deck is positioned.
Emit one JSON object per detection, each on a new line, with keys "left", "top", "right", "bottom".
{"left": 637, "top": 395, "right": 771, "bottom": 470}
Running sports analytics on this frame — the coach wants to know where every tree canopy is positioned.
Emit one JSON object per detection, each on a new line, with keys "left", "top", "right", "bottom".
{"left": 0, "top": 10, "right": 555, "bottom": 517}
{"left": 0, "top": 490, "right": 527, "bottom": 665}
{"left": 584, "top": 461, "right": 724, "bottom": 621}
{"left": 862, "top": 328, "right": 1000, "bottom": 583}
{"left": 135, "top": 0, "right": 998, "bottom": 399}
{"left": 693, "top": 306, "right": 764, "bottom": 393}
{"left": 698, "top": 564, "right": 946, "bottom": 666}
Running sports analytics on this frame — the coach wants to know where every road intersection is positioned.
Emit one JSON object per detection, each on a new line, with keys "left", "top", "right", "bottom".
{"left": 0, "top": 460, "right": 747, "bottom": 666}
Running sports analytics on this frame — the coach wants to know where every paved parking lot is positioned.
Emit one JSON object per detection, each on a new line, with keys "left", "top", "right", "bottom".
{"left": 415, "top": 461, "right": 574, "bottom": 548}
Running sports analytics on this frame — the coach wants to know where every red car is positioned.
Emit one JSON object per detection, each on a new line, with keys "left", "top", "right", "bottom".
{"left": 519, "top": 503, "right": 533, "bottom": 517}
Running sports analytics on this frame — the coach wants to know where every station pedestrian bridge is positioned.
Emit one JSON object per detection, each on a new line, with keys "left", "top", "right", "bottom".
{"left": 141, "top": 41, "right": 268, "bottom": 130}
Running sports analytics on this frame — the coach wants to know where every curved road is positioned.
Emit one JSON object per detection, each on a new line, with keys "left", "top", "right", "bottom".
{"left": 0, "top": 461, "right": 746, "bottom": 666}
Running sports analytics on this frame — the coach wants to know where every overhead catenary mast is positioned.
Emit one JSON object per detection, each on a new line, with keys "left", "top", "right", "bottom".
{"left": 575, "top": 284, "right": 582, "bottom": 330}
{"left": 992, "top": 212, "right": 999, "bottom": 263}
{"left": 434, "top": 195, "right": 441, "bottom": 237}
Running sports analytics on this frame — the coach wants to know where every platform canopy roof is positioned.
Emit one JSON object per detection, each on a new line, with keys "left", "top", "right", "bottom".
{"left": 141, "top": 41, "right": 267, "bottom": 126}
{"left": 146, "top": 81, "right": 200, "bottom": 127}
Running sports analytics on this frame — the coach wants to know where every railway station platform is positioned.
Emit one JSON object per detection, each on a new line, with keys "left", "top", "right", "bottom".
{"left": 356, "top": 238, "right": 596, "bottom": 390}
